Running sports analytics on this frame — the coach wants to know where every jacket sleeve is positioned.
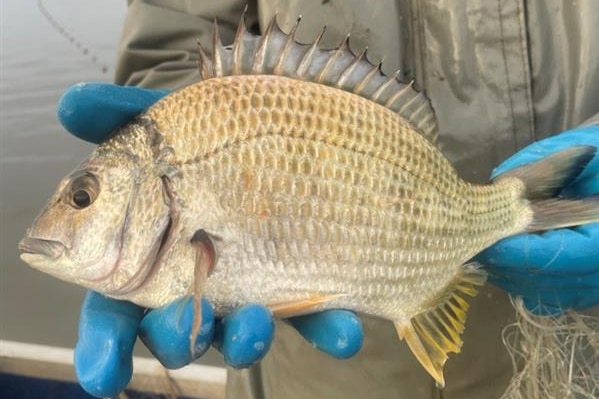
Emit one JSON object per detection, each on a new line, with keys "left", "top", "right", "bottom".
{"left": 114, "top": 0, "right": 257, "bottom": 89}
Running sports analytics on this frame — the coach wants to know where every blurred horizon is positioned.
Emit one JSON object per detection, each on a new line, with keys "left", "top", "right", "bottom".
{"left": 1, "top": 0, "right": 125, "bottom": 352}
{"left": 0, "top": 0, "right": 222, "bottom": 367}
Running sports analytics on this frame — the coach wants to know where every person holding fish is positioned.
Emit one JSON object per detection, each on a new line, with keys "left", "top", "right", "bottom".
{"left": 21, "top": 1, "right": 598, "bottom": 398}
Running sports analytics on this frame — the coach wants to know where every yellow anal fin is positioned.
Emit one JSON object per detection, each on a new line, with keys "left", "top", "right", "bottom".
{"left": 394, "top": 264, "right": 487, "bottom": 387}
{"left": 267, "top": 294, "right": 346, "bottom": 318}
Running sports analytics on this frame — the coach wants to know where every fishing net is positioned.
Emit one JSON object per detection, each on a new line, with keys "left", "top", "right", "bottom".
{"left": 501, "top": 298, "right": 599, "bottom": 399}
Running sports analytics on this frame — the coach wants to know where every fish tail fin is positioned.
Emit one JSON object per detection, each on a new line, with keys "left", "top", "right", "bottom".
{"left": 495, "top": 146, "right": 599, "bottom": 232}
{"left": 394, "top": 264, "right": 487, "bottom": 387}
{"left": 527, "top": 197, "right": 599, "bottom": 232}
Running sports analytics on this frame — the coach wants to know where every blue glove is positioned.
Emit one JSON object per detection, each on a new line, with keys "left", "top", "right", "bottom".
{"left": 476, "top": 126, "right": 599, "bottom": 314}
{"left": 59, "top": 83, "right": 364, "bottom": 398}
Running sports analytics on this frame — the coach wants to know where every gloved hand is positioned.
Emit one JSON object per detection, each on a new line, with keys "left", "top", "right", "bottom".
{"left": 59, "top": 83, "right": 364, "bottom": 398}
{"left": 476, "top": 126, "right": 599, "bottom": 315}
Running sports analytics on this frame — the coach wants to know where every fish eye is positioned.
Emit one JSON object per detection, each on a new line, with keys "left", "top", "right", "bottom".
{"left": 65, "top": 172, "right": 100, "bottom": 209}
{"left": 73, "top": 189, "right": 91, "bottom": 208}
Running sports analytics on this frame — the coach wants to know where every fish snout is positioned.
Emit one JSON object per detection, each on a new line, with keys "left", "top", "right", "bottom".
{"left": 18, "top": 237, "right": 65, "bottom": 259}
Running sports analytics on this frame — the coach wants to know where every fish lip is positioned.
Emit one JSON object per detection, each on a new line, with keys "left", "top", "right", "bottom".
{"left": 18, "top": 237, "right": 65, "bottom": 259}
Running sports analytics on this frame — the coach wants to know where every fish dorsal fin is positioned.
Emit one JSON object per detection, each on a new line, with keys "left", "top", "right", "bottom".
{"left": 394, "top": 264, "right": 487, "bottom": 387}
{"left": 197, "top": 12, "right": 438, "bottom": 145}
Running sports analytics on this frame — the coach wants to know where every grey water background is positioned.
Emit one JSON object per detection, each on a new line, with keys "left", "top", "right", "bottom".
{"left": 0, "top": 0, "right": 223, "bottom": 366}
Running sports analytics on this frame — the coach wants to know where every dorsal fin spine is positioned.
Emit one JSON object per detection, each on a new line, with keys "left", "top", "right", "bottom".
{"left": 197, "top": 40, "right": 212, "bottom": 80}
{"left": 252, "top": 16, "right": 276, "bottom": 74}
{"left": 336, "top": 46, "right": 367, "bottom": 88}
{"left": 316, "top": 34, "right": 350, "bottom": 83}
{"left": 417, "top": 112, "right": 438, "bottom": 140}
{"left": 232, "top": 12, "right": 247, "bottom": 75}
{"left": 384, "top": 81, "right": 413, "bottom": 107}
{"left": 274, "top": 16, "right": 301, "bottom": 75}
{"left": 396, "top": 82, "right": 419, "bottom": 113}
{"left": 409, "top": 100, "right": 430, "bottom": 121}
{"left": 371, "top": 69, "right": 401, "bottom": 101}
{"left": 353, "top": 61, "right": 382, "bottom": 94}
{"left": 212, "top": 19, "right": 224, "bottom": 77}
{"left": 296, "top": 26, "right": 326, "bottom": 77}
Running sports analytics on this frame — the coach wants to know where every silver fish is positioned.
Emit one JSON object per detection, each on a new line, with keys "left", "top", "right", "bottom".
{"left": 19, "top": 16, "right": 599, "bottom": 385}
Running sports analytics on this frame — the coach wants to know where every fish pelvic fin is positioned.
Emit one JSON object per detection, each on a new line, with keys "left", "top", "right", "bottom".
{"left": 394, "top": 264, "right": 487, "bottom": 388}
{"left": 267, "top": 294, "right": 347, "bottom": 318}
{"left": 188, "top": 229, "right": 219, "bottom": 357}
{"left": 494, "top": 146, "right": 599, "bottom": 231}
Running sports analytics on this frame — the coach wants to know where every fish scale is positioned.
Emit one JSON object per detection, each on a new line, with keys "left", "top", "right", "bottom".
{"left": 146, "top": 75, "right": 528, "bottom": 383}
{"left": 199, "top": 136, "right": 473, "bottom": 256}
{"left": 19, "top": 15, "right": 599, "bottom": 387}
{"left": 155, "top": 76, "right": 514, "bottom": 311}
{"left": 152, "top": 77, "right": 442, "bottom": 183}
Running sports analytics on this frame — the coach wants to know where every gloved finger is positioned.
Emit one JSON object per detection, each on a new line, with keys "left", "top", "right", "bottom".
{"left": 533, "top": 287, "right": 599, "bottom": 311}
{"left": 139, "top": 297, "right": 215, "bottom": 369}
{"left": 477, "top": 223, "right": 599, "bottom": 275}
{"left": 492, "top": 273, "right": 599, "bottom": 302}
{"left": 213, "top": 304, "right": 274, "bottom": 369}
{"left": 489, "top": 269, "right": 599, "bottom": 312}
{"left": 491, "top": 268, "right": 599, "bottom": 292}
{"left": 520, "top": 287, "right": 599, "bottom": 315}
{"left": 288, "top": 310, "right": 363, "bottom": 359}
{"left": 57, "top": 83, "right": 170, "bottom": 144}
{"left": 74, "top": 291, "right": 144, "bottom": 398}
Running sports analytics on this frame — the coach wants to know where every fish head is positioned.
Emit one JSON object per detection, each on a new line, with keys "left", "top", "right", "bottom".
{"left": 19, "top": 147, "right": 170, "bottom": 295}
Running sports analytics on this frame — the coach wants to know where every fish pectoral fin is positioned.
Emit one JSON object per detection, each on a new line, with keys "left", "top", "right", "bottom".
{"left": 267, "top": 294, "right": 347, "bottom": 318}
{"left": 394, "top": 264, "right": 487, "bottom": 388}
{"left": 188, "top": 229, "right": 218, "bottom": 357}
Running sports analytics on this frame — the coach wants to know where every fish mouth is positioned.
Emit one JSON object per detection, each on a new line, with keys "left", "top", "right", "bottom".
{"left": 18, "top": 237, "right": 65, "bottom": 259}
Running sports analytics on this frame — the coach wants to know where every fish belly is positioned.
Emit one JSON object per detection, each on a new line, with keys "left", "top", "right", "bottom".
{"left": 180, "top": 134, "right": 492, "bottom": 320}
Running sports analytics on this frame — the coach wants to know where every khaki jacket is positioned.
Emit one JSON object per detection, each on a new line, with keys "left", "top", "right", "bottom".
{"left": 115, "top": 1, "right": 599, "bottom": 398}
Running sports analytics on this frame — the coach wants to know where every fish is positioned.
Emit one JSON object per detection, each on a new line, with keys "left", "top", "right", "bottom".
{"left": 19, "top": 14, "right": 599, "bottom": 386}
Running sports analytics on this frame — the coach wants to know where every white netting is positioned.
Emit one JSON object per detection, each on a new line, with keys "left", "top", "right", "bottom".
{"left": 501, "top": 298, "right": 599, "bottom": 399}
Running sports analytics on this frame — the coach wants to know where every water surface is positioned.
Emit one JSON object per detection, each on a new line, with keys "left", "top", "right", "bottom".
{"left": 0, "top": 0, "right": 223, "bottom": 367}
